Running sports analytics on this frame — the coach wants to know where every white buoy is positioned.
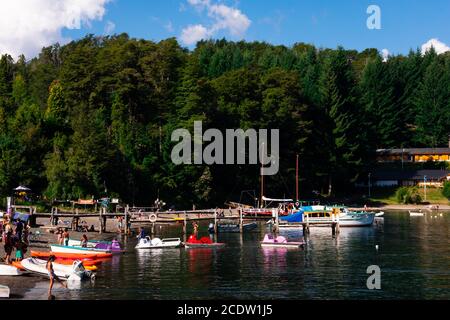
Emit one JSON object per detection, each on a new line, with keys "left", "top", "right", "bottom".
{"left": 375, "top": 245, "right": 379, "bottom": 251}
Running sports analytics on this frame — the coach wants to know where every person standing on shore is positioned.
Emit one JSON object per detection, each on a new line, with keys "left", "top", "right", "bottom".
{"left": 3, "top": 222, "right": 13, "bottom": 264}
{"left": 56, "top": 228, "right": 64, "bottom": 245}
{"left": 46, "top": 255, "right": 67, "bottom": 299}
{"left": 80, "top": 234, "right": 88, "bottom": 248}
{"left": 62, "top": 228, "right": 70, "bottom": 246}
{"left": 117, "top": 216, "right": 123, "bottom": 233}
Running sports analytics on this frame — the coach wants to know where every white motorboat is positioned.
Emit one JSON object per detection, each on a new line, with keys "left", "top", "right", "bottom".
{"left": 135, "top": 237, "right": 182, "bottom": 249}
{"left": 0, "top": 285, "right": 9, "bottom": 298}
{"left": 375, "top": 212, "right": 385, "bottom": 217}
{"left": 409, "top": 210, "right": 425, "bottom": 217}
{"left": 21, "top": 258, "right": 94, "bottom": 281}
{"left": 0, "top": 264, "right": 24, "bottom": 276}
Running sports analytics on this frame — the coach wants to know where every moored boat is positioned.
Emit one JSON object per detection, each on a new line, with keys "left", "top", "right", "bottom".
{"left": 217, "top": 222, "right": 258, "bottom": 233}
{"left": 50, "top": 244, "right": 113, "bottom": 255}
{"left": 184, "top": 235, "right": 225, "bottom": 249}
{"left": 409, "top": 210, "right": 425, "bottom": 216}
{"left": 20, "top": 258, "right": 94, "bottom": 281}
{"left": 31, "top": 250, "right": 111, "bottom": 260}
{"left": 67, "top": 239, "right": 122, "bottom": 252}
{"left": 261, "top": 234, "right": 305, "bottom": 248}
{"left": 135, "top": 237, "right": 182, "bottom": 249}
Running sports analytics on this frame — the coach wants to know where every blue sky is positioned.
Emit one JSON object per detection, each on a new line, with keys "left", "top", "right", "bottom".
{"left": 62, "top": 0, "right": 450, "bottom": 55}
{"left": 1, "top": 0, "right": 449, "bottom": 59}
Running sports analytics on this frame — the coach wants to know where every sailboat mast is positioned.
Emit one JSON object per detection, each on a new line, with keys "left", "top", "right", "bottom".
{"left": 260, "top": 142, "right": 265, "bottom": 208}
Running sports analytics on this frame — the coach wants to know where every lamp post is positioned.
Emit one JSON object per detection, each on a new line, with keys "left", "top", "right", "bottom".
{"left": 424, "top": 175, "right": 427, "bottom": 201}
{"left": 368, "top": 173, "right": 372, "bottom": 198}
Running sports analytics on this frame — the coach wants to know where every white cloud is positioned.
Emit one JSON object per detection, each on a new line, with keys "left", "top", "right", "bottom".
{"left": 180, "top": 0, "right": 251, "bottom": 45}
{"left": 381, "top": 49, "right": 390, "bottom": 62}
{"left": 104, "top": 20, "right": 116, "bottom": 35}
{"left": 0, "top": 0, "right": 111, "bottom": 60}
{"left": 181, "top": 24, "right": 212, "bottom": 45}
{"left": 421, "top": 38, "right": 450, "bottom": 55}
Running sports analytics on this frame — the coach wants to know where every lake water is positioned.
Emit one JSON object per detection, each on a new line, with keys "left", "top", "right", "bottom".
{"left": 23, "top": 211, "right": 449, "bottom": 300}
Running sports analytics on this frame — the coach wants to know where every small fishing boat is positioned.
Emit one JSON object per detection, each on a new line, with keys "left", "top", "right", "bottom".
{"left": 67, "top": 239, "right": 122, "bottom": 253}
{"left": 375, "top": 212, "right": 385, "bottom": 217}
{"left": 409, "top": 210, "right": 425, "bottom": 217}
{"left": 21, "top": 258, "right": 94, "bottom": 281}
{"left": 0, "top": 285, "right": 9, "bottom": 298}
{"left": 184, "top": 235, "right": 225, "bottom": 249}
{"left": 217, "top": 222, "right": 258, "bottom": 233}
{"left": 50, "top": 244, "right": 113, "bottom": 255}
{"left": 0, "top": 264, "right": 25, "bottom": 276}
{"left": 68, "top": 239, "right": 112, "bottom": 248}
{"left": 135, "top": 237, "right": 182, "bottom": 249}
{"left": 261, "top": 234, "right": 305, "bottom": 248}
{"left": 31, "top": 250, "right": 111, "bottom": 260}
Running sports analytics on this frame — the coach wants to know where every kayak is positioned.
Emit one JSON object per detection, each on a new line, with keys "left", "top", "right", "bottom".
{"left": 14, "top": 259, "right": 97, "bottom": 272}
{"left": 31, "top": 250, "right": 112, "bottom": 260}
{"left": 21, "top": 258, "right": 94, "bottom": 281}
{"left": 0, "top": 264, "right": 25, "bottom": 276}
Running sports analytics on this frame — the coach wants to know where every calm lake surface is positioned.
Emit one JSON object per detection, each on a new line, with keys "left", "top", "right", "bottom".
{"left": 24, "top": 211, "right": 449, "bottom": 300}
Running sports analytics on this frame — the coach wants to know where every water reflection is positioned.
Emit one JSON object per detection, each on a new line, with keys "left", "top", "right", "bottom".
{"left": 21, "top": 213, "right": 450, "bottom": 300}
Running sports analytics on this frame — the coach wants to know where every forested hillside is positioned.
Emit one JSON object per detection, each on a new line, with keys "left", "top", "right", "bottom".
{"left": 0, "top": 34, "right": 449, "bottom": 207}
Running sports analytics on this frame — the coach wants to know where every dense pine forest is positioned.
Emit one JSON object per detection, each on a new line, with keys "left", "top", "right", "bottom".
{"left": 0, "top": 34, "right": 449, "bottom": 207}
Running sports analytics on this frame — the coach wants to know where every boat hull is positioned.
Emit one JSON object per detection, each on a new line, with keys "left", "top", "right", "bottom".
{"left": 135, "top": 238, "right": 182, "bottom": 249}
{"left": 21, "top": 258, "right": 92, "bottom": 281}
{"left": 305, "top": 213, "right": 375, "bottom": 227}
{"left": 185, "top": 243, "right": 225, "bottom": 249}
{"left": 261, "top": 242, "right": 304, "bottom": 248}
{"left": 31, "top": 250, "right": 111, "bottom": 260}
{"left": 0, "top": 264, "right": 23, "bottom": 276}
{"left": 50, "top": 245, "right": 112, "bottom": 255}
{"left": 217, "top": 222, "right": 257, "bottom": 233}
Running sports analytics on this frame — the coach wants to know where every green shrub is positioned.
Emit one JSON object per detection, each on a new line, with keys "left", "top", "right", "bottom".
{"left": 443, "top": 181, "right": 450, "bottom": 199}
{"left": 396, "top": 187, "right": 409, "bottom": 204}
{"left": 396, "top": 187, "right": 422, "bottom": 204}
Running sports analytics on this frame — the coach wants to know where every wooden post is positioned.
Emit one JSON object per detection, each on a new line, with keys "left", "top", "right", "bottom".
{"left": 183, "top": 211, "right": 187, "bottom": 235}
{"left": 305, "top": 213, "right": 310, "bottom": 235}
{"left": 103, "top": 208, "right": 107, "bottom": 233}
{"left": 99, "top": 207, "right": 103, "bottom": 234}
{"left": 214, "top": 209, "right": 218, "bottom": 234}
{"left": 50, "top": 207, "right": 55, "bottom": 226}
{"left": 336, "top": 214, "right": 340, "bottom": 235}
{"left": 239, "top": 208, "right": 243, "bottom": 233}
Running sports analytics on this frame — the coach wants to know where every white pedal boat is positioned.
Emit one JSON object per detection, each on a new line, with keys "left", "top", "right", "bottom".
{"left": 409, "top": 210, "right": 425, "bottom": 217}
{"left": 0, "top": 264, "right": 25, "bottom": 276}
{"left": 260, "top": 235, "right": 305, "bottom": 249}
{"left": 135, "top": 237, "right": 182, "bottom": 249}
{"left": 21, "top": 258, "right": 94, "bottom": 281}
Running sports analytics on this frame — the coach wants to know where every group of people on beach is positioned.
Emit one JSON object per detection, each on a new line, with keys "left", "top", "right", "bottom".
{"left": 1, "top": 210, "right": 31, "bottom": 264}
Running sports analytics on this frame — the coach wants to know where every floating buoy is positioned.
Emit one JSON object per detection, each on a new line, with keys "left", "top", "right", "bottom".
{"left": 375, "top": 245, "right": 379, "bottom": 251}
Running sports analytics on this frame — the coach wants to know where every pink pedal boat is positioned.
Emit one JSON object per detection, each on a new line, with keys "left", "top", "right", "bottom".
{"left": 261, "top": 234, "right": 305, "bottom": 248}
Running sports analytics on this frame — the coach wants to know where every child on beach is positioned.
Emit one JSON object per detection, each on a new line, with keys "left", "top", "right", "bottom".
{"left": 15, "top": 241, "right": 23, "bottom": 261}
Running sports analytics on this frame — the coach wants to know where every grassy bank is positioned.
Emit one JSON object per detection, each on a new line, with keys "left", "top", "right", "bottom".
{"left": 369, "top": 187, "right": 450, "bottom": 205}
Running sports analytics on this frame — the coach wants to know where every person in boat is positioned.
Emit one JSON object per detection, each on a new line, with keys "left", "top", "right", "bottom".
{"left": 62, "top": 228, "right": 70, "bottom": 246}
{"left": 192, "top": 221, "right": 199, "bottom": 236}
{"left": 137, "top": 227, "right": 146, "bottom": 240}
{"left": 80, "top": 234, "right": 88, "bottom": 248}
{"left": 46, "top": 255, "right": 67, "bottom": 298}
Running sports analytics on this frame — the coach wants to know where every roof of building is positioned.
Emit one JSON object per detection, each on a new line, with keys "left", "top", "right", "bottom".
{"left": 377, "top": 148, "right": 450, "bottom": 156}
{"left": 372, "top": 169, "right": 450, "bottom": 181}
